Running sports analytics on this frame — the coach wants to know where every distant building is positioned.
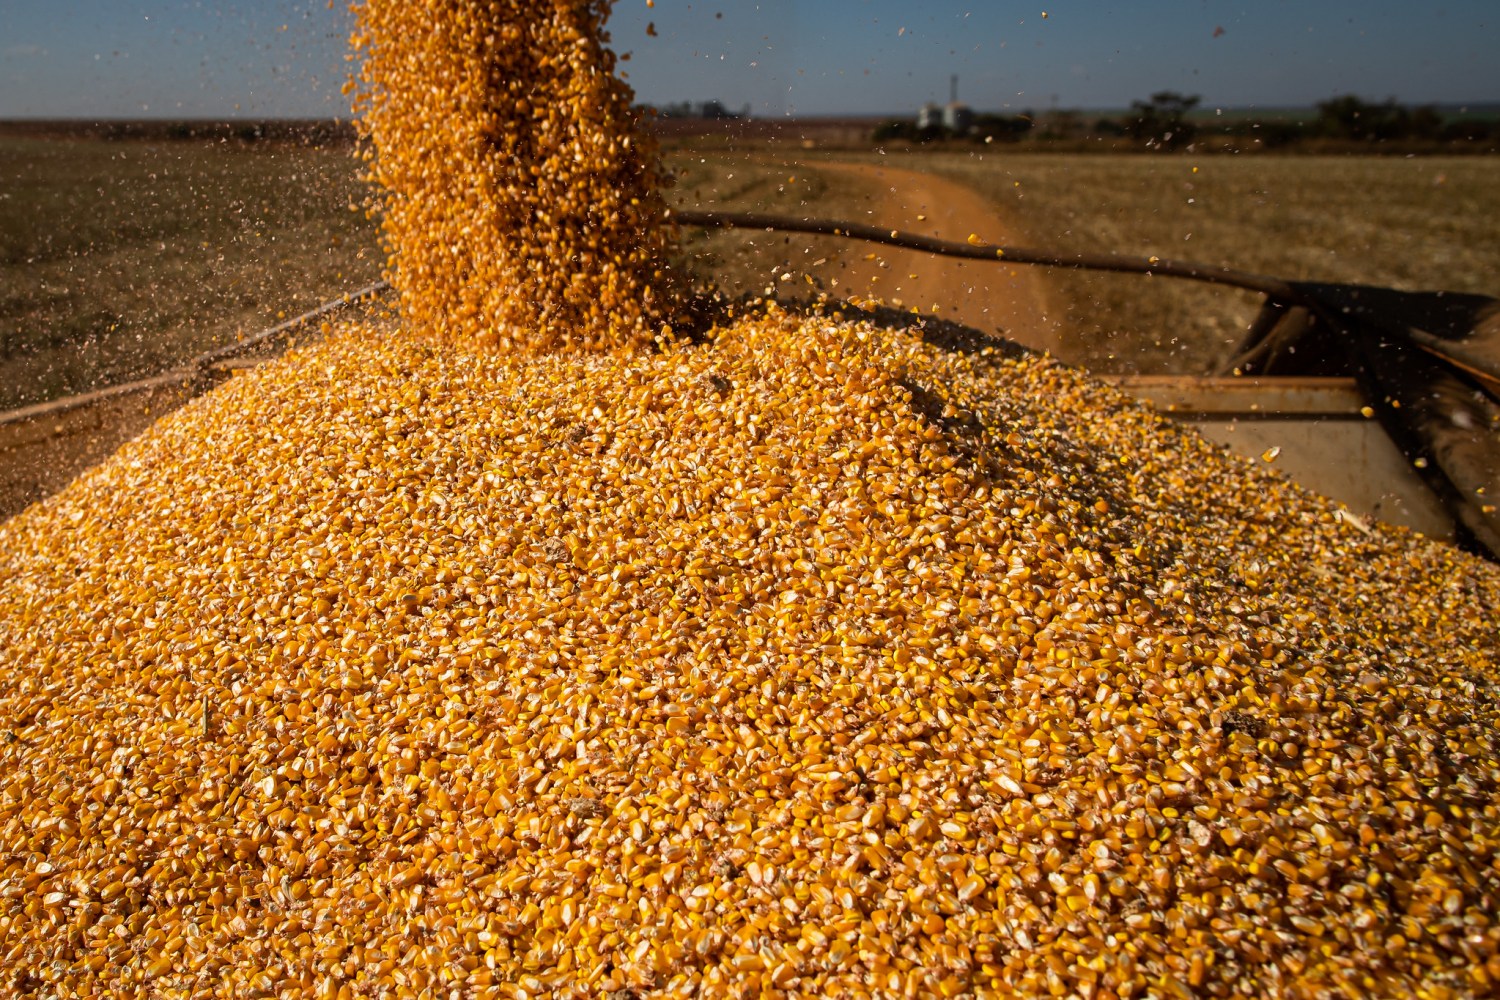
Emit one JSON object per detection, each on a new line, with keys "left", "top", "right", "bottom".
{"left": 655, "top": 100, "right": 747, "bottom": 120}
{"left": 943, "top": 102, "right": 974, "bottom": 133}
{"left": 916, "top": 76, "right": 973, "bottom": 134}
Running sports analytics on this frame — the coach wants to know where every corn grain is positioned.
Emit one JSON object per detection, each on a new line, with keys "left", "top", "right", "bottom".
{"left": 1, "top": 307, "right": 1499, "bottom": 997}
{"left": 350, "top": 0, "right": 678, "bottom": 352}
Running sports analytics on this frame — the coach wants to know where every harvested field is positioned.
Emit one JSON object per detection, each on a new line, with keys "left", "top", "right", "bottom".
{"left": 662, "top": 147, "right": 1500, "bottom": 373}
{"left": 5, "top": 141, "right": 1495, "bottom": 409}
{"left": 0, "top": 136, "right": 379, "bottom": 410}
{"left": 666, "top": 159, "right": 1058, "bottom": 353}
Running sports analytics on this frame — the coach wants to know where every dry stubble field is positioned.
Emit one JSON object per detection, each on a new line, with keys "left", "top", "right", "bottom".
{"left": 3, "top": 135, "right": 1498, "bottom": 409}
{"left": 0, "top": 136, "right": 379, "bottom": 410}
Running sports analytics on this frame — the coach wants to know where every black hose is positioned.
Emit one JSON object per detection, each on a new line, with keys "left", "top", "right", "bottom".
{"left": 674, "top": 208, "right": 1500, "bottom": 390}
{"left": 191, "top": 281, "right": 391, "bottom": 368}
{"left": 673, "top": 208, "right": 1301, "bottom": 301}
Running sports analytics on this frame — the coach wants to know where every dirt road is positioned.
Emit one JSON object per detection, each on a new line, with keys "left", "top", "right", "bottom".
{"left": 810, "top": 161, "right": 1062, "bottom": 355}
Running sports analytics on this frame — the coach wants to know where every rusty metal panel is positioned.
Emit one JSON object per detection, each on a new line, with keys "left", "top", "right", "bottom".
{"left": 0, "top": 286, "right": 387, "bottom": 523}
{"left": 1111, "top": 376, "right": 1453, "bottom": 539}
{"left": 0, "top": 371, "right": 220, "bottom": 521}
{"left": 1104, "top": 376, "right": 1365, "bottom": 417}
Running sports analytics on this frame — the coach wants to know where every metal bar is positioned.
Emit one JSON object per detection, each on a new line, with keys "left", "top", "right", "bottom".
{"left": 1101, "top": 375, "right": 1365, "bottom": 418}
{"left": 0, "top": 369, "right": 204, "bottom": 431}
{"left": 189, "top": 280, "right": 390, "bottom": 367}
{"left": 1406, "top": 330, "right": 1500, "bottom": 393}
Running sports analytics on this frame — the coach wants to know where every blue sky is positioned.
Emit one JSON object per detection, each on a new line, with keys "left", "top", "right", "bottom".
{"left": 1, "top": 2, "right": 1496, "bottom": 119}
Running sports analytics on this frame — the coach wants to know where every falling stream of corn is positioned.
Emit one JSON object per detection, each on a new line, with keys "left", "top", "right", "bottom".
{"left": 1, "top": 2, "right": 1497, "bottom": 998}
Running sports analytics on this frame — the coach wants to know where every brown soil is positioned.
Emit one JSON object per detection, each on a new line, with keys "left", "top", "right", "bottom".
{"left": 811, "top": 161, "right": 1063, "bottom": 354}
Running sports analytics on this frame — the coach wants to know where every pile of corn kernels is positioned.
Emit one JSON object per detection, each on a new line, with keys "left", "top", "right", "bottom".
{"left": 349, "top": 0, "right": 677, "bottom": 351}
{"left": 1, "top": 305, "right": 1497, "bottom": 998}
